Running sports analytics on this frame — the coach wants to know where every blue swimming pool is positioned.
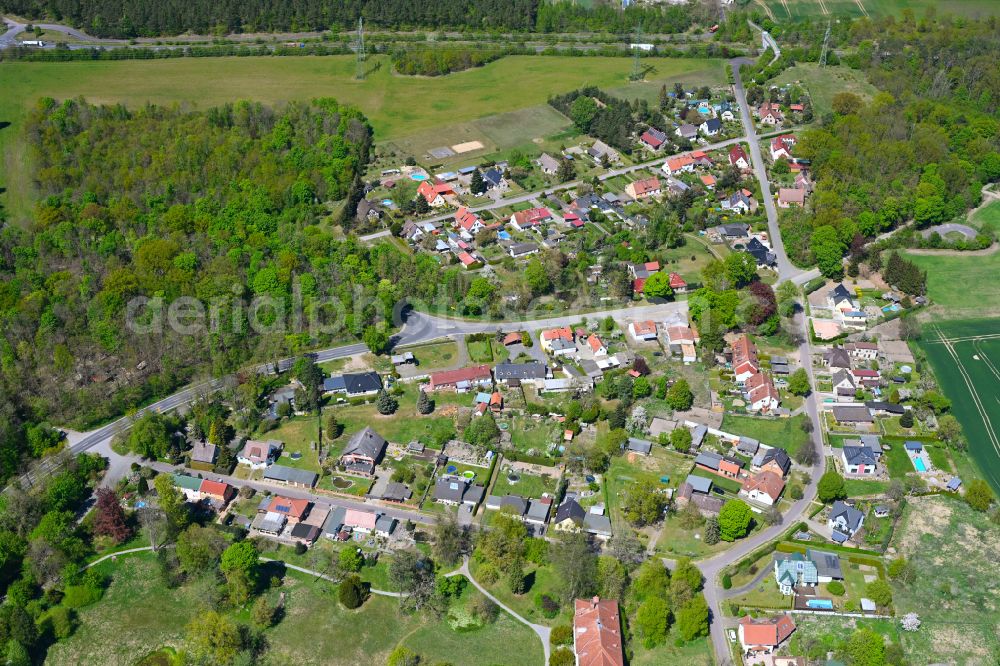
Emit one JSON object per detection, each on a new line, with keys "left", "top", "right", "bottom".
{"left": 497, "top": 231, "right": 512, "bottom": 240}
{"left": 806, "top": 599, "right": 834, "bottom": 610}
{"left": 410, "top": 173, "right": 429, "bottom": 181}
{"left": 446, "top": 464, "right": 458, "bottom": 474}
{"left": 882, "top": 303, "right": 901, "bottom": 313}
{"left": 913, "top": 457, "right": 927, "bottom": 472}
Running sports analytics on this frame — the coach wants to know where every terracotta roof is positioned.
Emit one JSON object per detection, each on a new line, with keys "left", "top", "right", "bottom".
{"left": 628, "top": 177, "right": 661, "bottom": 196}
{"left": 665, "top": 154, "right": 695, "bottom": 172}
{"left": 700, "top": 174, "right": 717, "bottom": 186}
{"left": 741, "top": 470, "right": 785, "bottom": 502}
{"left": 268, "top": 496, "right": 310, "bottom": 520}
{"left": 574, "top": 597, "right": 625, "bottom": 666}
{"left": 778, "top": 187, "right": 805, "bottom": 205}
{"left": 541, "top": 326, "right": 574, "bottom": 342}
{"left": 587, "top": 335, "right": 605, "bottom": 353}
{"left": 631, "top": 320, "right": 657, "bottom": 336}
{"left": 739, "top": 614, "right": 796, "bottom": 648}
{"left": 511, "top": 207, "right": 552, "bottom": 227}
{"left": 429, "top": 365, "right": 492, "bottom": 389}
{"left": 457, "top": 251, "right": 477, "bottom": 266}
{"left": 199, "top": 479, "right": 232, "bottom": 500}
{"left": 732, "top": 333, "right": 759, "bottom": 372}
{"left": 502, "top": 332, "right": 523, "bottom": 345}
{"left": 455, "top": 206, "right": 483, "bottom": 231}
{"left": 668, "top": 272, "right": 687, "bottom": 288}
{"left": 666, "top": 325, "right": 695, "bottom": 343}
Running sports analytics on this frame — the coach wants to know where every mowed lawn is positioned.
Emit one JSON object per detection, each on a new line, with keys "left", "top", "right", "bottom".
{"left": 48, "top": 553, "right": 544, "bottom": 666}
{"left": 0, "top": 54, "right": 724, "bottom": 219}
{"left": 905, "top": 249, "right": 1000, "bottom": 316}
{"left": 720, "top": 414, "right": 812, "bottom": 460}
{"left": 919, "top": 319, "right": 1000, "bottom": 494}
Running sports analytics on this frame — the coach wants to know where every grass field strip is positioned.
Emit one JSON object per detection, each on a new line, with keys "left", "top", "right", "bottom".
{"left": 816, "top": 0, "right": 831, "bottom": 15}
{"left": 922, "top": 332, "right": 1000, "bottom": 344}
{"left": 932, "top": 325, "right": 1000, "bottom": 460}
{"left": 854, "top": 0, "right": 870, "bottom": 17}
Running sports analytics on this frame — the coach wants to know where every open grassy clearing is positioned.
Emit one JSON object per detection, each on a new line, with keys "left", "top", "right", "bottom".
{"left": 918, "top": 319, "right": 1000, "bottom": 493}
{"left": 771, "top": 63, "right": 877, "bottom": 117}
{"left": 905, "top": 250, "right": 1000, "bottom": 316}
{"left": 970, "top": 198, "right": 1000, "bottom": 232}
{"left": 0, "top": 54, "right": 725, "bottom": 221}
{"left": 720, "top": 413, "right": 812, "bottom": 460}
{"left": 890, "top": 494, "right": 1000, "bottom": 664}
{"left": 401, "top": 339, "right": 460, "bottom": 371}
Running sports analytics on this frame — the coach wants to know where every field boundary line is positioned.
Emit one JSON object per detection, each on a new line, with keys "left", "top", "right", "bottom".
{"left": 922, "top": 332, "right": 1000, "bottom": 345}
{"left": 933, "top": 325, "right": 1000, "bottom": 459}
{"left": 972, "top": 340, "right": 1000, "bottom": 384}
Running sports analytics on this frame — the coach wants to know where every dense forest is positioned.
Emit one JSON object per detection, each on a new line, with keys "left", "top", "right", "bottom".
{"left": 0, "top": 0, "right": 704, "bottom": 38}
{"left": 0, "top": 98, "right": 460, "bottom": 481}
{"left": 773, "top": 14, "right": 1000, "bottom": 275}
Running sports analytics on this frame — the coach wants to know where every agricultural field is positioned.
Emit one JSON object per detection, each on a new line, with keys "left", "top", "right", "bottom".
{"left": 0, "top": 54, "right": 725, "bottom": 221}
{"left": 48, "top": 553, "right": 543, "bottom": 666}
{"left": 918, "top": 319, "right": 1000, "bottom": 494}
{"left": 760, "top": 0, "right": 1000, "bottom": 22}
{"left": 771, "top": 64, "right": 877, "bottom": 117}
{"left": 890, "top": 494, "right": 1000, "bottom": 664}
{"left": 905, "top": 249, "right": 1000, "bottom": 316}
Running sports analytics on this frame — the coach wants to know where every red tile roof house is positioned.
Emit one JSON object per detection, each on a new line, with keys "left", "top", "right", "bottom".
{"left": 586, "top": 334, "right": 607, "bottom": 357}
{"left": 729, "top": 145, "right": 751, "bottom": 169}
{"left": 509, "top": 207, "right": 553, "bottom": 231}
{"left": 770, "top": 134, "right": 796, "bottom": 160}
{"left": 628, "top": 320, "right": 658, "bottom": 342}
{"left": 624, "top": 176, "right": 661, "bottom": 200}
{"left": 574, "top": 597, "right": 625, "bottom": 666}
{"left": 454, "top": 206, "right": 484, "bottom": 237}
{"left": 502, "top": 331, "right": 523, "bottom": 346}
{"left": 265, "top": 495, "right": 311, "bottom": 522}
{"left": 668, "top": 272, "right": 688, "bottom": 293}
{"left": 200, "top": 479, "right": 236, "bottom": 505}
{"left": 639, "top": 127, "right": 668, "bottom": 151}
{"left": 428, "top": 365, "right": 493, "bottom": 392}
{"left": 417, "top": 179, "right": 455, "bottom": 207}
{"left": 540, "top": 326, "right": 575, "bottom": 353}
{"left": 661, "top": 154, "right": 696, "bottom": 176}
{"left": 739, "top": 470, "right": 785, "bottom": 506}
{"left": 757, "top": 102, "right": 785, "bottom": 126}
{"left": 456, "top": 251, "right": 479, "bottom": 268}
{"left": 737, "top": 614, "right": 796, "bottom": 656}
{"left": 777, "top": 187, "right": 806, "bottom": 208}
{"left": 745, "top": 371, "right": 781, "bottom": 412}
{"left": 700, "top": 173, "right": 717, "bottom": 189}
{"left": 731, "top": 333, "right": 760, "bottom": 384}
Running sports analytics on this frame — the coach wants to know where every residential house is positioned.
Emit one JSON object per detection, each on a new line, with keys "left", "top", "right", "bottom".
{"left": 773, "top": 552, "right": 818, "bottom": 595}
{"left": 585, "top": 334, "right": 607, "bottom": 357}
{"left": 262, "top": 465, "right": 318, "bottom": 488}
{"left": 172, "top": 474, "right": 204, "bottom": 502}
{"left": 356, "top": 199, "right": 382, "bottom": 223}
{"left": 832, "top": 405, "right": 874, "bottom": 425}
{"left": 664, "top": 325, "right": 698, "bottom": 363}
{"left": 731, "top": 333, "right": 760, "bottom": 384}
{"left": 753, "top": 446, "right": 792, "bottom": 476}
{"left": 639, "top": 127, "right": 668, "bottom": 151}
{"left": 852, "top": 368, "right": 881, "bottom": 388}
{"left": 416, "top": 180, "right": 455, "bottom": 208}
{"left": 827, "top": 284, "right": 857, "bottom": 313}
{"left": 828, "top": 500, "right": 865, "bottom": 542}
{"left": 456, "top": 251, "right": 479, "bottom": 268}
{"left": 743, "top": 237, "right": 777, "bottom": 267}
{"left": 842, "top": 436, "right": 882, "bottom": 475}
{"left": 588, "top": 140, "right": 620, "bottom": 164}
{"left": 777, "top": 187, "right": 806, "bottom": 208}
{"left": 807, "top": 548, "right": 844, "bottom": 582}
{"left": 340, "top": 426, "right": 387, "bottom": 476}
{"left": 628, "top": 320, "right": 658, "bottom": 342}
{"left": 525, "top": 498, "right": 552, "bottom": 525}
{"left": 845, "top": 341, "right": 879, "bottom": 361}
{"left": 628, "top": 261, "right": 661, "bottom": 280}
{"left": 189, "top": 441, "right": 218, "bottom": 466}
{"left": 323, "top": 371, "right": 382, "bottom": 397}
{"left": 662, "top": 154, "right": 695, "bottom": 176}
{"left": 675, "top": 123, "right": 698, "bottom": 140}
{"left": 264, "top": 495, "right": 310, "bottom": 522}
{"left": 740, "top": 470, "right": 785, "bottom": 506}
{"left": 574, "top": 597, "right": 625, "bottom": 666}
{"left": 737, "top": 437, "right": 760, "bottom": 457}
{"left": 375, "top": 515, "right": 397, "bottom": 538}
{"left": 494, "top": 362, "right": 547, "bottom": 386}
{"left": 737, "top": 615, "right": 796, "bottom": 657}
{"left": 289, "top": 522, "right": 320, "bottom": 545}
{"left": 537, "top": 153, "right": 561, "bottom": 175}
{"left": 700, "top": 118, "right": 722, "bottom": 136}
{"left": 625, "top": 176, "right": 661, "bottom": 200}
{"left": 831, "top": 369, "right": 858, "bottom": 398}
{"left": 238, "top": 440, "right": 282, "bottom": 469}
{"left": 745, "top": 372, "right": 781, "bottom": 412}
{"left": 508, "top": 242, "right": 540, "bottom": 259}
{"left": 695, "top": 451, "right": 744, "bottom": 479}
{"left": 510, "top": 207, "right": 553, "bottom": 231}
{"left": 433, "top": 475, "right": 485, "bottom": 508}
{"left": 729, "top": 145, "right": 751, "bottom": 169}
{"left": 343, "top": 509, "right": 378, "bottom": 534}
{"left": 770, "top": 134, "right": 796, "bottom": 160}
{"left": 865, "top": 401, "right": 904, "bottom": 416}
{"left": 379, "top": 481, "right": 412, "bottom": 503}
{"left": 668, "top": 272, "right": 688, "bottom": 293}
{"left": 823, "top": 347, "right": 852, "bottom": 369}
{"left": 540, "top": 326, "right": 575, "bottom": 353}
{"left": 482, "top": 168, "right": 506, "bottom": 191}
{"left": 485, "top": 494, "right": 528, "bottom": 518}
{"left": 553, "top": 499, "right": 613, "bottom": 538}
{"left": 757, "top": 103, "right": 785, "bottom": 125}
{"left": 199, "top": 479, "right": 235, "bottom": 505}
{"left": 722, "top": 191, "right": 753, "bottom": 214}
{"left": 675, "top": 475, "right": 724, "bottom": 516}
{"left": 454, "top": 206, "right": 484, "bottom": 237}
{"left": 700, "top": 173, "right": 717, "bottom": 189}
{"left": 428, "top": 365, "right": 493, "bottom": 392}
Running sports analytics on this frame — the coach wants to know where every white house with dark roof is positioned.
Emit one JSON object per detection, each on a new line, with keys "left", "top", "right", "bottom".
{"left": 828, "top": 500, "right": 865, "bottom": 542}
{"left": 238, "top": 440, "right": 282, "bottom": 469}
